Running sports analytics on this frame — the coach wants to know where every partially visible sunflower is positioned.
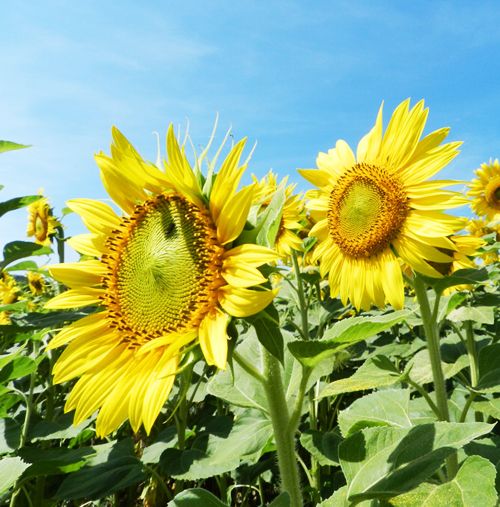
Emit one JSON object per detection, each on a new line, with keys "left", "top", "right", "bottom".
{"left": 468, "top": 159, "right": 500, "bottom": 220}
{"left": 299, "top": 99, "right": 467, "bottom": 311}
{"left": 0, "top": 312, "right": 10, "bottom": 325}
{"left": 27, "top": 195, "right": 60, "bottom": 246}
{"left": 0, "top": 272, "right": 20, "bottom": 304}
{"left": 466, "top": 217, "right": 499, "bottom": 265}
{"left": 46, "top": 125, "right": 278, "bottom": 437}
{"left": 252, "top": 171, "right": 305, "bottom": 257}
{"left": 27, "top": 272, "right": 45, "bottom": 295}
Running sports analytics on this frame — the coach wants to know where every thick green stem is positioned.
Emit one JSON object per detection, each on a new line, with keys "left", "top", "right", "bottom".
{"left": 291, "top": 251, "right": 309, "bottom": 340}
{"left": 413, "top": 276, "right": 457, "bottom": 479}
{"left": 262, "top": 349, "right": 303, "bottom": 507}
{"left": 465, "top": 321, "right": 479, "bottom": 388}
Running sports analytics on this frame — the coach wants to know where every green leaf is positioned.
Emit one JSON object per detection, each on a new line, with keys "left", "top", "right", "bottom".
{"left": 447, "top": 306, "right": 495, "bottom": 325}
{"left": 0, "top": 140, "right": 30, "bottom": 154}
{"left": 473, "top": 398, "right": 500, "bottom": 419}
{"left": 249, "top": 305, "right": 284, "bottom": 364}
{"left": 160, "top": 411, "right": 272, "bottom": 480}
{"left": 255, "top": 186, "right": 286, "bottom": 248}
{"left": 19, "top": 447, "right": 94, "bottom": 478}
{"left": 0, "top": 418, "right": 21, "bottom": 454}
{"left": 289, "top": 310, "right": 412, "bottom": 368}
{"left": 406, "top": 349, "right": 469, "bottom": 385}
{"left": 0, "top": 356, "right": 37, "bottom": 382}
{"left": 319, "top": 355, "right": 402, "bottom": 398}
{"left": 268, "top": 492, "right": 291, "bottom": 507}
{"left": 425, "top": 268, "right": 489, "bottom": 293}
{"left": 55, "top": 439, "right": 146, "bottom": 500}
{"left": 0, "top": 195, "right": 41, "bottom": 218}
{"left": 300, "top": 430, "right": 341, "bottom": 466}
{"left": 168, "top": 488, "right": 228, "bottom": 507}
{"left": 5, "top": 260, "right": 40, "bottom": 272}
{"left": 477, "top": 343, "right": 500, "bottom": 393}
{"left": 339, "top": 422, "right": 493, "bottom": 502}
{"left": 0, "top": 456, "right": 29, "bottom": 494}
{"left": 29, "top": 413, "right": 92, "bottom": 442}
{"left": 141, "top": 426, "right": 178, "bottom": 464}
{"left": 0, "top": 241, "right": 51, "bottom": 270}
{"left": 338, "top": 389, "right": 412, "bottom": 438}
{"left": 389, "top": 456, "right": 497, "bottom": 507}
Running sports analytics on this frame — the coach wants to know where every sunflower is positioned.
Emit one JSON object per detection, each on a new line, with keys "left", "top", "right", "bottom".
{"left": 0, "top": 272, "right": 20, "bottom": 305}
{"left": 466, "top": 218, "right": 499, "bottom": 265}
{"left": 468, "top": 159, "right": 500, "bottom": 220}
{"left": 46, "top": 126, "right": 278, "bottom": 437}
{"left": 27, "top": 272, "right": 45, "bottom": 295}
{"left": 253, "top": 171, "right": 305, "bottom": 257}
{"left": 26, "top": 196, "right": 60, "bottom": 246}
{"left": 0, "top": 311, "right": 11, "bottom": 325}
{"left": 299, "top": 99, "right": 467, "bottom": 311}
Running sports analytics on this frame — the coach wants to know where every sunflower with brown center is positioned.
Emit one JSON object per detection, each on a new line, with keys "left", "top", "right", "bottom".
{"left": 468, "top": 159, "right": 500, "bottom": 220}
{"left": 26, "top": 196, "right": 60, "bottom": 246}
{"left": 46, "top": 126, "right": 278, "bottom": 437}
{"left": 252, "top": 171, "right": 305, "bottom": 257}
{"left": 299, "top": 99, "right": 467, "bottom": 311}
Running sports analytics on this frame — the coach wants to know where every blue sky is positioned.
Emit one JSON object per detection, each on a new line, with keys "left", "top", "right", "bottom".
{"left": 1, "top": 0, "right": 500, "bottom": 256}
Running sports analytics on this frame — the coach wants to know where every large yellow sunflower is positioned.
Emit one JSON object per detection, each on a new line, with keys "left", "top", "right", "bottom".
{"left": 468, "top": 159, "right": 500, "bottom": 220}
{"left": 26, "top": 195, "right": 60, "bottom": 246}
{"left": 299, "top": 99, "right": 467, "bottom": 311}
{"left": 46, "top": 126, "right": 277, "bottom": 437}
{"left": 253, "top": 171, "right": 305, "bottom": 257}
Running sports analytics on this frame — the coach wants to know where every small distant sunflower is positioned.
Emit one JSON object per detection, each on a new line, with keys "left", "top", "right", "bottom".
{"left": 468, "top": 159, "right": 500, "bottom": 220}
{"left": 27, "top": 196, "right": 60, "bottom": 246}
{"left": 27, "top": 272, "right": 45, "bottom": 295}
{"left": 0, "top": 312, "right": 11, "bottom": 325}
{"left": 253, "top": 171, "right": 305, "bottom": 257}
{"left": 0, "top": 272, "right": 20, "bottom": 305}
{"left": 46, "top": 126, "right": 277, "bottom": 437}
{"left": 300, "top": 99, "right": 467, "bottom": 311}
{"left": 466, "top": 218, "right": 499, "bottom": 265}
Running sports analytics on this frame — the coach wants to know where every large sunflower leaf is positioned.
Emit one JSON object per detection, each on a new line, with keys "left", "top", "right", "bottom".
{"left": 168, "top": 488, "right": 228, "bottom": 507}
{"left": 0, "top": 195, "right": 41, "bottom": 218}
{"left": 0, "top": 456, "right": 30, "bottom": 495}
{"left": 0, "top": 241, "right": 51, "bottom": 270}
{"left": 388, "top": 456, "right": 497, "bottom": 507}
{"left": 339, "top": 422, "right": 493, "bottom": 502}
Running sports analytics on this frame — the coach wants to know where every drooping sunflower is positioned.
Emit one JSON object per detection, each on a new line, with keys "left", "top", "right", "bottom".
{"left": 27, "top": 272, "right": 45, "bottom": 295}
{"left": 26, "top": 195, "right": 60, "bottom": 246}
{"left": 46, "top": 126, "right": 278, "bottom": 437}
{"left": 468, "top": 159, "right": 500, "bottom": 220}
{"left": 252, "top": 171, "right": 305, "bottom": 257}
{"left": 299, "top": 99, "right": 467, "bottom": 311}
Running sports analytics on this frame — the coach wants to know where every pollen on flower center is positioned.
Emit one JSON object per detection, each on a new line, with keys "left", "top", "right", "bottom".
{"left": 327, "top": 163, "right": 409, "bottom": 258}
{"left": 485, "top": 177, "right": 500, "bottom": 209}
{"left": 102, "top": 193, "right": 224, "bottom": 345}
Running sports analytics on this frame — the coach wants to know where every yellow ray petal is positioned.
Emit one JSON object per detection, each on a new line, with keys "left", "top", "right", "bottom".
{"left": 309, "top": 219, "right": 329, "bottom": 240}
{"left": 393, "top": 237, "right": 443, "bottom": 278}
{"left": 210, "top": 138, "right": 247, "bottom": 223}
{"left": 47, "top": 312, "right": 109, "bottom": 350}
{"left": 357, "top": 102, "right": 383, "bottom": 162}
{"left": 67, "top": 233, "right": 105, "bottom": 257}
{"left": 217, "top": 184, "right": 254, "bottom": 244}
{"left": 379, "top": 250, "right": 404, "bottom": 310}
{"left": 219, "top": 286, "right": 277, "bottom": 318}
{"left": 223, "top": 244, "right": 279, "bottom": 267}
{"left": 297, "top": 168, "right": 335, "bottom": 188}
{"left": 405, "top": 210, "right": 466, "bottom": 237}
{"left": 199, "top": 309, "right": 229, "bottom": 369}
{"left": 49, "top": 260, "right": 106, "bottom": 288}
{"left": 67, "top": 198, "right": 121, "bottom": 235}
{"left": 53, "top": 329, "right": 120, "bottom": 383}
{"left": 45, "top": 288, "right": 104, "bottom": 309}
{"left": 222, "top": 262, "right": 267, "bottom": 288}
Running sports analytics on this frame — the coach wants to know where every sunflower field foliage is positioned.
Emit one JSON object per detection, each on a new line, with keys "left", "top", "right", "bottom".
{"left": 0, "top": 100, "right": 499, "bottom": 507}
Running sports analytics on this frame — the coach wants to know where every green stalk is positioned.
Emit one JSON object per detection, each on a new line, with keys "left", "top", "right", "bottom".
{"left": 291, "top": 251, "right": 309, "bottom": 340}
{"left": 413, "top": 276, "right": 457, "bottom": 478}
{"left": 465, "top": 321, "right": 479, "bottom": 388}
{"left": 262, "top": 349, "right": 303, "bottom": 507}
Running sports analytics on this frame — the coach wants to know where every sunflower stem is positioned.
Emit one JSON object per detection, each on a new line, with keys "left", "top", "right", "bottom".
{"left": 291, "top": 250, "right": 309, "bottom": 340}
{"left": 262, "top": 348, "right": 303, "bottom": 507}
{"left": 413, "top": 275, "right": 458, "bottom": 479}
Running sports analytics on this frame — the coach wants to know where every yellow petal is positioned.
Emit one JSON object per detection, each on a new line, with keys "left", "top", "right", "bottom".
{"left": 219, "top": 286, "right": 277, "bottom": 318}
{"left": 199, "top": 310, "right": 229, "bottom": 369}
{"left": 297, "top": 168, "right": 334, "bottom": 188}
{"left": 357, "top": 102, "right": 383, "bottom": 162}
{"left": 67, "top": 198, "right": 120, "bottom": 235}
{"left": 210, "top": 138, "right": 247, "bottom": 223}
{"left": 223, "top": 244, "right": 278, "bottom": 267}
{"left": 222, "top": 262, "right": 267, "bottom": 288}
{"left": 379, "top": 250, "right": 404, "bottom": 310}
{"left": 45, "top": 288, "right": 104, "bottom": 309}
{"left": 217, "top": 184, "right": 254, "bottom": 244}
{"left": 47, "top": 312, "right": 109, "bottom": 350}
{"left": 49, "top": 260, "right": 106, "bottom": 288}
{"left": 67, "top": 233, "right": 105, "bottom": 257}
